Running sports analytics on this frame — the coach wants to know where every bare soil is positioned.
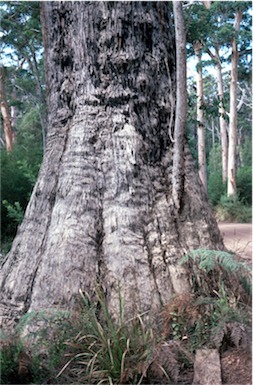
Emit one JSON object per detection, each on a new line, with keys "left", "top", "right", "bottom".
{"left": 218, "top": 223, "right": 252, "bottom": 385}
{"left": 221, "top": 347, "right": 252, "bottom": 385}
{"left": 218, "top": 223, "right": 252, "bottom": 261}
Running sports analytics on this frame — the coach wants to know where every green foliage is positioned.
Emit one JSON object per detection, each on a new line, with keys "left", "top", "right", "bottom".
{"left": 207, "top": 145, "right": 226, "bottom": 205}
{"left": 241, "top": 139, "right": 252, "bottom": 167}
{"left": 2, "top": 200, "right": 24, "bottom": 224}
{"left": 236, "top": 166, "right": 252, "bottom": 205}
{"left": 0, "top": 1, "right": 42, "bottom": 60}
{"left": 1, "top": 276, "right": 251, "bottom": 384}
{"left": 0, "top": 337, "right": 24, "bottom": 384}
{"left": 1, "top": 148, "right": 42, "bottom": 254}
{"left": 208, "top": 171, "right": 226, "bottom": 206}
{"left": 0, "top": 2, "right": 45, "bottom": 254}
{"left": 57, "top": 288, "right": 158, "bottom": 384}
{"left": 162, "top": 288, "right": 251, "bottom": 354}
{"left": 180, "top": 248, "right": 251, "bottom": 299}
{"left": 17, "top": 309, "right": 73, "bottom": 383}
{"left": 1, "top": 107, "right": 43, "bottom": 254}
{"left": 216, "top": 195, "right": 252, "bottom": 223}
{"left": 207, "top": 145, "right": 252, "bottom": 209}
{"left": 160, "top": 249, "right": 252, "bottom": 352}
{"left": 0, "top": 309, "right": 74, "bottom": 384}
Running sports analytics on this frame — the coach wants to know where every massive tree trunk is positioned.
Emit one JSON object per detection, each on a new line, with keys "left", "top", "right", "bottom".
{"left": 0, "top": 2, "right": 223, "bottom": 333}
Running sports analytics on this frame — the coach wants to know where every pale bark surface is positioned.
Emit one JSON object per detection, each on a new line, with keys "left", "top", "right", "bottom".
{"left": 172, "top": 1, "right": 186, "bottom": 210}
{"left": 0, "top": 67, "right": 13, "bottom": 152}
{"left": 194, "top": 41, "right": 207, "bottom": 192}
{"left": 206, "top": 46, "right": 228, "bottom": 183}
{"left": 216, "top": 61, "right": 228, "bottom": 184}
{"left": 227, "top": 10, "right": 242, "bottom": 197}
{"left": 0, "top": 2, "right": 223, "bottom": 333}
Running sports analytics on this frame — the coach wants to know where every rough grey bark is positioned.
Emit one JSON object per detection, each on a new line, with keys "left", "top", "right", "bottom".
{"left": 0, "top": 2, "right": 223, "bottom": 333}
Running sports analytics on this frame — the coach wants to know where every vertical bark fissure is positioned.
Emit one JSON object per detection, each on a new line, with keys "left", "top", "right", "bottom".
{"left": 0, "top": 2, "right": 225, "bottom": 332}
{"left": 95, "top": 190, "right": 106, "bottom": 293}
{"left": 22, "top": 0, "right": 79, "bottom": 312}
{"left": 142, "top": 229, "right": 163, "bottom": 306}
{"left": 11, "top": 116, "right": 73, "bottom": 314}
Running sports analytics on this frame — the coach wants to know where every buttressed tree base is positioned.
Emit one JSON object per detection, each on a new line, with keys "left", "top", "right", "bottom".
{"left": 0, "top": 2, "right": 223, "bottom": 333}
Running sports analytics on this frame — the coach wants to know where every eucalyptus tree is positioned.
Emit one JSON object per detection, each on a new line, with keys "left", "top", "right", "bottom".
{"left": 0, "top": 67, "right": 13, "bottom": 152}
{"left": 0, "top": 1, "right": 46, "bottom": 150}
{"left": 193, "top": 40, "right": 207, "bottom": 191}
{"left": 186, "top": 1, "right": 252, "bottom": 190}
{"left": 186, "top": 4, "right": 211, "bottom": 193}
{"left": 0, "top": 2, "right": 223, "bottom": 334}
{"left": 172, "top": 0, "right": 187, "bottom": 208}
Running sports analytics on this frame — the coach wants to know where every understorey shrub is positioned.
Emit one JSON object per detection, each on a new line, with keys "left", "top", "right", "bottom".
{"left": 1, "top": 253, "right": 251, "bottom": 384}
{"left": 56, "top": 288, "right": 181, "bottom": 384}
{"left": 160, "top": 249, "right": 252, "bottom": 353}
{"left": 216, "top": 195, "right": 252, "bottom": 223}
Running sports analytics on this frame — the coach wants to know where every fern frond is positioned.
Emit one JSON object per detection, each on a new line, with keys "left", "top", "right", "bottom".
{"left": 211, "top": 322, "right": 227, "bottom": 349}
{"left": 228, "top": 322, "right": 251, "bottom": 349}
{"left": 211, "top": 321, "right": 251, "bottom": 350}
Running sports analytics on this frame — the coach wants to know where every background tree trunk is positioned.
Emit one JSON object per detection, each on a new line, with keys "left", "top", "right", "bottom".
{"left": 216, "top": 59, "right": 228, "bottom": 184}
{"left": 206, "top": 46, "right": 228, "bottom": 183}
{"left": 0, "top": 67, "right": 13, "bottom": 152}
{"left": 194, "top": 41, "right": 207, "bottom": 192}
{"left": 172, "top": 1, "right": 186, "bottom": 211}
{"left": 227, "top": 10, "right": 242, "bottom": 197}
{"left": 0, "top": 2, "right": 223, "bottom": 333}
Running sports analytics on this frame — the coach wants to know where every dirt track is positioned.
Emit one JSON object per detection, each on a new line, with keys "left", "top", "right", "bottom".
{"left": 218, "top": 223, "right": 252, "bottom": 261}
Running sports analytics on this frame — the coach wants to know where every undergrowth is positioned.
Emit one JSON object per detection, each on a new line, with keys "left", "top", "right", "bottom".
{"left": 215, "top": 195, "right": 252, "bottom": 223}
{"left": 56, "top": 288, "right": 181, "bottom": 384}
{"left": 1, "top": 250, "right": 251, "bottom": 384}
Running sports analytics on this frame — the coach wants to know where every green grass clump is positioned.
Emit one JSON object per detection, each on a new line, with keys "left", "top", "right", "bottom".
{"left": 216, "top": 195, "right": 252, "bottom": 223}
{"left": 1, "top": 252, "right": 251, "bottom": 384}
{"left": 56, "top": 288, "right": 179, "bottom": 384}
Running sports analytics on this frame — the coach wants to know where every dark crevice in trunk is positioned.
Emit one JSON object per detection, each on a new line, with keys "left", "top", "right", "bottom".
{"left": 143, "top": 229, "right": 163, "bottom": 306}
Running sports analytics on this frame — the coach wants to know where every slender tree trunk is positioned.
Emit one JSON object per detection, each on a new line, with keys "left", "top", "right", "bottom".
{"left": 202, "top": 1, "right": 212, "bottom": 9}
{"left": 26, "top": 49, "right": 47, "bottom": 152}
{"left": 194, "top": 41, "right": 207, "bottom": 192}
{"left": 215, "top": 53, "right": 228, "bottom": 184}
{"left": 0, "top": 67, "right": 13, "bottom": 152}
{"left": 206, "top": 46, "right": 228, "bottom": 183}
{"left": 0, "top": 2, "right": 223, "bottom": 334}
{"left": 237, "top": 127, "right": 244, "bottom": 167}
{"left": 227, "top": 10, "right": 242, "bottom": 197}
{"left": 172, "top": 1, "right": 186, "bottom": 210}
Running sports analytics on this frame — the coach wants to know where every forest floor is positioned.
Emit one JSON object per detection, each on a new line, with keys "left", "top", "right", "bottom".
{"left": 218, "top": 222, "right": 252, "bottom": 261}
{"left": 217, "top": 222, "right": 252, "bottom": 385}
